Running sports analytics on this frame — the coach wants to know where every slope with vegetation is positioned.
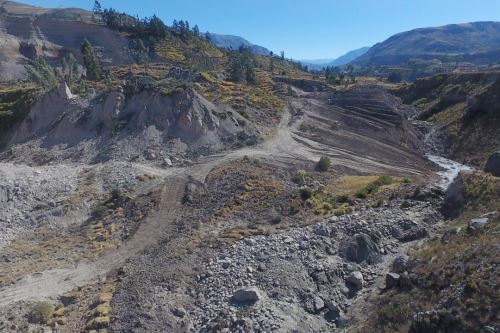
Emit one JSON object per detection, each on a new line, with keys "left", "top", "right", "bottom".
{"left": 359, "top": 171, "right": 499, "bottom": 333}
{"left": 395, "top": 71, "right": 500, "bottom": 167}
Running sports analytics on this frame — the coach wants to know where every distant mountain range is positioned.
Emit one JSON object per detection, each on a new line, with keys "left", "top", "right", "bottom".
{"left": 301, "top": 47, "right": 370, "bottom": 70}
{"left": 205, "top": 33, "right": 270, "bottom": 55}
{"left": 354, "top": 21, "right": 500, "bottom": 66}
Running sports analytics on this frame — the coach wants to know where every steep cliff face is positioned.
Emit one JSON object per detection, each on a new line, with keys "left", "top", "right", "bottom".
{"left": 6, "top": 82, "right": 256, "bottom": 164}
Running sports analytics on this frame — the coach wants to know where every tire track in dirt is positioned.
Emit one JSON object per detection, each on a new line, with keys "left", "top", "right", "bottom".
{"left": 0, "top": 86, "right": 430, "bottom": 306}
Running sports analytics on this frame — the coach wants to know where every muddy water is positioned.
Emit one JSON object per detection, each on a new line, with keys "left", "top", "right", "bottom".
{"left": 426, "top": 154, "right": 473, "bottom": 190}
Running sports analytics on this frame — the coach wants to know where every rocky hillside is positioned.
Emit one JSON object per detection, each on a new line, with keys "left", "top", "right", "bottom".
{"left": 395, "top": 71, "right": 500, "bottom": 167}
{"left": 359, "top": 170, "right": 499, "bottom": 333}
{"left": 354, "top": 21, "right": 500, "bottom": 66}
{"left": 0, "top": 2, "right": 498, "bottom": 333}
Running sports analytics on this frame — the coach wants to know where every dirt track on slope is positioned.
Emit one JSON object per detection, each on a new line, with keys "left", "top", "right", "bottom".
{"left": 0, "top": 84, "right": 431, "bottom": 306}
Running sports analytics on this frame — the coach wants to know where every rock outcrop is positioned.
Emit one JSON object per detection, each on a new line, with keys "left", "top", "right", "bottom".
{"left": 485, "top": 150, "right": 500, "bottom": 176}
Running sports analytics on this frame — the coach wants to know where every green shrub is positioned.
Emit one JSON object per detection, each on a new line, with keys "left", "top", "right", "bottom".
{"left": 291, "top": 170, "right": 306, "bottom": 185}
{"left": 92, "top": 204, "right": 108, "bottom": 219}
{"left": 377, "top": 294, "right": 412, "bottom": 325}
{"left": 111, "top": 188, "right": 122, "bottom": 200}
{"left": 299, "top": 187, "right": 313, "bottom": 200}
{"left": 315, "top": 156, "right": 331, "bottom": 172}
{"left": 334, "top": 208, "right": 346, "bottom": 216}
{"left": 323, "top": 202, "right": 333, "bottom": 210}
{"left": 270, "top": 215, "right": 282, "bottom": 225}
{"left": 356, "top": 176, "right": 394, "bottom": 199}
{"left": 29, "top": 302, "right": 53, "bottom": 324}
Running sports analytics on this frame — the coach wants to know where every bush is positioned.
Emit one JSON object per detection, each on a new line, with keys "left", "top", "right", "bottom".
{"left": 270, "top": 215, "right": 282, "bottom": 225}
{"left": 111, "top": 188, "right": 122, "bottom": 200}
{"left": 92, "top": 204, "right": 108, "bottom": 219}
{"left": 29, "top": 302, "right": 53, "bottom": 324}
{"left": 299, "top": 187, "right": 313, "bottom": 200}
{"left": 377, "top": 294, "right": 412, "bottom": 326}
{"left": 291, "top": 170, "right": 306, "bottom": 185}
{"left": 387, "top": 71, "right": 403, "bottom": 83}
{"left": 323, "top": 202, "right": 333, "bottom": 210}
{"left": 356, "top": 176, "right": 394, "bottom": 199}
{"left": 316, "top": 156, "right": 331, "bottom": 172}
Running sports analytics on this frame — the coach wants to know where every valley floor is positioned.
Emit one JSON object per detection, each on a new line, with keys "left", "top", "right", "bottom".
{"left": 0, "top": 83, "right": 463, "bottom": 332}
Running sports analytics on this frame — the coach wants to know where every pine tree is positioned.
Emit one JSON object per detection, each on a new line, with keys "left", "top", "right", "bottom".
{"left": 92, "top": 0, "right": 102, "bottom": 23}
{"left": 61, "top": 53, "right": 79, "bottom": 86}
{"left": 25, "top": 57, "right": 60, "bottom": 91}
{"left": 192, "top": 25, "right": 200, "bottom": 36}
{"left": 130, "top": 39, "right": 149, "bottom": 73}
{"left": 81, "top": 39, "right": 101, "bottom": 81}
{"left": 269, "top": 56, "right": 275, "bottom": 73}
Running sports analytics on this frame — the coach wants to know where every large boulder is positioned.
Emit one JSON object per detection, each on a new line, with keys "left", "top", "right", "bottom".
{"left": 346, "top": 271, "right": 364, "bottom": 291}
{"left": 340, "top": 233, "right": 381, "bottom": 264}
{"left": 441, "top": 172, "right": 468, "bottom": 218}
{"left": 467, "top": 211, "right": 497, "bottom": 233}
{"left": 385, "top": 273, "right": 401, "bottom": 289}
{"left": 485, "top": 150, "right": 500, "bottom": 177}
{"left": 232, "top": 287, "right": 262, "bottom": 303}
{"left": 392, "top": 255, "right": 409, "bottom": 273}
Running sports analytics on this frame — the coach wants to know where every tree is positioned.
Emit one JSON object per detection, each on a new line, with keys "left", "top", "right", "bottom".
{"left": 148, "top": 15, "right": 167, "bottom": 39}
{"left": 192, "top": 25, "right": 200, "bottom": 36}
{"left": 92, "top": 1, "right": 102, "bottom": 23}
{"left": 269, "top": 56, "right": 275, "bottom": 73}
{"left": 280, "top": 51, "right": 285, "bottom": 60}
{"left": 387, "top": 71, "right": 403, "bottom": 83}
{"left": 81, "top": 38, "right": 101, "bottom": 81}
{"left": 93, "top": 1, "right": 102, "bottom": 14}
{"left": 130, "top": 39, "right": 149, "bottom": 73}
{"left": 25, "top": 57, "right": 60, "bottom": 91}
{"left": 205, "top": 31, "right": 212, "bottom": 42}
{"left": 61, "top": 53, "right": 79, "bottom": 86}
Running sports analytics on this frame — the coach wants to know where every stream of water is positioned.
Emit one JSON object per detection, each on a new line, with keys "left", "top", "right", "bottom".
{"left": 425, "top": 154, "right": 473, "bottom": 190}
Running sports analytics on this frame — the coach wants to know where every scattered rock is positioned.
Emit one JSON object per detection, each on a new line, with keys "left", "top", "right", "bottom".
{"left": 467, "top": 212, "right": 496, "bottom": 233}
{"left": 314, "top": 224, "right": 331, "bottom": 237}
{"left": 232, "top": 287, "right": 262, "bottom": 303}
{"left": 60, "top": 291, "right": 78, "bottom": 306}
{"left": 313, "top": 297, "right": 325, "bottom": 312}
{"left": 346, "top": 271, "right": 364, "bottom": 291}
{"left": 171, "top": 307, "right": 187, "bottom": 318}
{"left": 163, "top": 157, "right": 173, "bottom": 167}
{"left": 385, "top": 272, "right": 401, "bottom": 289}
{"left": 340, "top": 233, "right": 380, "bottom": 264}
{"left": 392, "top": 255, "right": 408, "bottom": 273}
{"left": 485, "top": 150, "right": 500, "bottom": 176}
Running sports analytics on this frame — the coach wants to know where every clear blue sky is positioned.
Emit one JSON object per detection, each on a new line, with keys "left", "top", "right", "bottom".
{"left": 22, "top": 0, "right": 500, "bottom": 59}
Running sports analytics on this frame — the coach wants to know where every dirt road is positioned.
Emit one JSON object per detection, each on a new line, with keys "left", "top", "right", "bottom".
{"left": 0, "top": 85, "right": 431, "bottom": 306}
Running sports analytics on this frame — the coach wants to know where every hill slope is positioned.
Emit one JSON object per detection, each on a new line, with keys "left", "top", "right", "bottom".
{"left": 302, "top": 47, "right": 369, "bottom": 70}
{"left": 206, "top": 33, "right": 270, "bottom": 55}
{"left": 354, "top": 21, "right": 500, "bottom": 66}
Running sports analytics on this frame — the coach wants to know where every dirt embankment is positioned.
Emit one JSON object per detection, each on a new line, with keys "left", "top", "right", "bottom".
{"left": 3, "top": 82, "right": 257, "bottom": 165}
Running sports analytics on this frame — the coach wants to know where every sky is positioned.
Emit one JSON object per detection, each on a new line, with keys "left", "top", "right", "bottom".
{"left": 21, "top": 0, "right": 500, "bottom": 60}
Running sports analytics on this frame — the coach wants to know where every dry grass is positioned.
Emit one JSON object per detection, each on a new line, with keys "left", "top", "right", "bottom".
{"left": 361, "top": 171, "right": 500, "bottom": 332}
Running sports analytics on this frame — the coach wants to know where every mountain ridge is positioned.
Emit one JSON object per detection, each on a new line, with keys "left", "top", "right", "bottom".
{"left": 354, "top": 21, "right": 500, "bottom": 66}
{"left": 302, "top": 47, "right": 370, "bottom": 70}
